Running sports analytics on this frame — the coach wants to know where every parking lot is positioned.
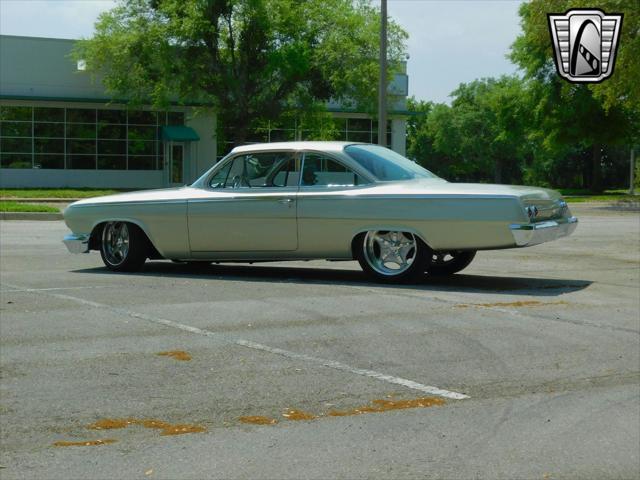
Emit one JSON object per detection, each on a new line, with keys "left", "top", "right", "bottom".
{"left": 0, "top": 203, "right": 638, "bottom": 479}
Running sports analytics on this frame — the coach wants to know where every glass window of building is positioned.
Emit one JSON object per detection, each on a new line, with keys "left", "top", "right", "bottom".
{"left": 0, "top": 105, "right": 185, "bottom": 170}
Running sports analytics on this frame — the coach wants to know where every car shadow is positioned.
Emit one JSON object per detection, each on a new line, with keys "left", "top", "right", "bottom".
{"left": 74, "top": 261, "right": 592, "bottom": 297}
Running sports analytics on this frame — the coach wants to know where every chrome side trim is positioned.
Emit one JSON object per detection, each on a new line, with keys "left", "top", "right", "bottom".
{"left": 188, "top": 195, "right": 297, "bottom": 203}
{"left": 69, "top": 200, "right": 186, "bottom": 208}
{"left": 509, "top": 216, "right": 578, "bottom": 247}
{"left": 63, "top": 233, "right": 90, "bottom": 254}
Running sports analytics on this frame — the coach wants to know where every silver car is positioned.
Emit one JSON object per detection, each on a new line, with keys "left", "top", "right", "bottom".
{"left": 63, "top": 141, "right": 577, "bottom": 282}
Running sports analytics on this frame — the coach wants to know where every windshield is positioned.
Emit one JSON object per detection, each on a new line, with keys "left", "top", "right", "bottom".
{"left": 344, "top": 144, "right": 439, "bottom": 182}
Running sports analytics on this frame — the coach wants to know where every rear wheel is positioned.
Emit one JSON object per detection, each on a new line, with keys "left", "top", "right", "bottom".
{"left": 426, "top": 250, "right": 476, "bottom": 276}
{"left": 356, "top": 230, "right": 428, "bottom": 283}
{"left": 100, "top": 221, "right": 147, "bottom": 272}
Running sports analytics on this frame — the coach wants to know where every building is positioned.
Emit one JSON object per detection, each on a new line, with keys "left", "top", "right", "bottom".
{"left": 0, "top": 35, "right": 409, "bottom": 189}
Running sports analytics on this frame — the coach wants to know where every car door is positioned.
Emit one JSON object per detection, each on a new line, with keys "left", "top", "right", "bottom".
{"left": 296, "top": 151, "right": 372, "bottom": 256}
{"left": 188, "top": 151, "right": 300, "bottom": 253}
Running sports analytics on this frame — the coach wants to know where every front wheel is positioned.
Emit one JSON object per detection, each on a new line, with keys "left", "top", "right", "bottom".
{"left": 100, "top": 221, "right": 148, "bottom": 272}
{"left": 356, "top": 230, "right": 429, "bottom": 283}
{"left": 426, "top": 250, "right": 476, "bottom": 276}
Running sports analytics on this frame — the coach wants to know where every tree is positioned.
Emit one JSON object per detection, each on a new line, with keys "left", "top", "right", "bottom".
{"left": 408, "top": 77, "right": 533, "bottom": 184}
{"left": 405, "top": 98, "right": 434, "bottom": 162}
{"left": 406, "top": 0, "right": 637, "bottom": 190}
{"left": 76, "top": 0, "right": 407, "bottom": 146}
{"left": 448, "top": 77, "right": 533, "bottom": 184}
{"left": 510, "top": 0, "right": 638, "bottom": 192}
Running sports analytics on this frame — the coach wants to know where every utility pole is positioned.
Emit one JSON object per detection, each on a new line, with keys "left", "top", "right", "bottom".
{"left": 630, "top": 147, "right": 636, "bottom": 195}
{"left": 377, "top": 0, "right": 387, "bottom": 147}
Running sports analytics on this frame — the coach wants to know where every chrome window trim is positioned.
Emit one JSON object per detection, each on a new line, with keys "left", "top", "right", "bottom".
{"left": 196, "top": 144, "right": 377, "bottom": 190}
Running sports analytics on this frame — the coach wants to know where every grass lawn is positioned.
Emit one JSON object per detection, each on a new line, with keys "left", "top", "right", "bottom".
{"left": 0, "top": 201, "right": 60, "bottom": 213}
{"left": 0, "top": 188, "right": 121, "bottom": 199}
{"left": 565, "top": 194, "right": 640, "bottom": 203}
{"left": 560, "top": 189, "right": 640, "bottom": 203}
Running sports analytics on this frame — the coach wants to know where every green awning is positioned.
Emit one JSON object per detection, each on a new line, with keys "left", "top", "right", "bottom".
{"left": 162, "top": 125, "right": 200, "bottom": 142}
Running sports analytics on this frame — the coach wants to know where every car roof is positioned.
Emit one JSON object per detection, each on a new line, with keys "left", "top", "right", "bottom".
{"left": 230, "top": 141, "right": 362, "bottom": 154}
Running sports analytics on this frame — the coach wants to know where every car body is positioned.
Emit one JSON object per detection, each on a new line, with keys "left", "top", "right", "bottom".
{"left": 63, "top": 141, "right": 577, "bottom": 281}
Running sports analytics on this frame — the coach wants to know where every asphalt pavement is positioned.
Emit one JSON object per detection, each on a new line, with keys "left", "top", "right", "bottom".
{"left": 0, "top": 203, "right": 638, "bottom": 479}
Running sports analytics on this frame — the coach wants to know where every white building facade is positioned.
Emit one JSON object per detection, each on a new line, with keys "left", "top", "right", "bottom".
{"left": 0, "top": 35, "right": 408, "bottom": 189}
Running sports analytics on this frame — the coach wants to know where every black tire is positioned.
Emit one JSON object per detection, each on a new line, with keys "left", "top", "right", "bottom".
{"left": 99, "top": 221, "right": 148, "bottom": 272}
{"left": 356, "top": 230, "right": 429, "bottom": 283}
{"left": 426, "top": 250, "right": 476, "bottom": 276}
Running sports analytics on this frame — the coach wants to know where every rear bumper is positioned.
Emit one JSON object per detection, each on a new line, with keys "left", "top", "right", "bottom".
{"left": 510, "top": 216, "right": 578, "bottom": 247}
{"left": 63, "top": 233, "right": 90, "bottom": 253}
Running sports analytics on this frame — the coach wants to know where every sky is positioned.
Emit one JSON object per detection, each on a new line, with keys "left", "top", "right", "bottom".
{"left": 0, "top": 0, "right": 525, "bottom": 104}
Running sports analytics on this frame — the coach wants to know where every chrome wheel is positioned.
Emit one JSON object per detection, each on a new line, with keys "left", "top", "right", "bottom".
{"left": 363, "top": 230, "right": 417, "bottom": 276}
{"left": 102, "top": 222, "right": 130, "bottom": 266}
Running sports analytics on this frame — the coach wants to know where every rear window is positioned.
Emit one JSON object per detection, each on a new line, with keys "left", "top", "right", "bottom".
{"left": 344, "top": 144, "right": 438, "bottom": 181}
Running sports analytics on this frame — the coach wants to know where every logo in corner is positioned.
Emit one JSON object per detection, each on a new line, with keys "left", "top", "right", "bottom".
{"left": 548, "top": 9, "right": 623, "bottom": 83}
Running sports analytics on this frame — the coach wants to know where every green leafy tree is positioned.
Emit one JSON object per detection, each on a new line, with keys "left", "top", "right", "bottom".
{"left": 76, "top": 0, "right": 407, "bottom": 146}
{"left": 510, "top": 0, "right": 638, "bottom": 192}
{"left": 405, "top": 98, "right": 436, "bottom": 163}
{"left": 408, "top": 77, "right": 533, "bottom": 184}
{"left": 449, "top": 77, "right": 533, "bottom": 184}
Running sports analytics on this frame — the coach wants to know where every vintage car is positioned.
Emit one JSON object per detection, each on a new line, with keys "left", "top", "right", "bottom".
{"left": 63, "top": 141, "right": 577, "bottom": 282}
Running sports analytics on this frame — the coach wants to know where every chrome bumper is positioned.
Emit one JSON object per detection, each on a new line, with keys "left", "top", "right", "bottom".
{"left": 510, "top": 216, "right": 578, "bottom": 247}
{"left": 63, "top": 233, "right": 90, "bottom": 253}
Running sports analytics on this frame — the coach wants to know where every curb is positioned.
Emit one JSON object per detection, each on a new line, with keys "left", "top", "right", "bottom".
{"left": 568, "top": 201, "right": 640, "bottom": 211}
{"left": 0, "top": 198, "right": 78, "bottom": 203}
{"left": 0, "top": 212, "right": 63, "bottom": 221}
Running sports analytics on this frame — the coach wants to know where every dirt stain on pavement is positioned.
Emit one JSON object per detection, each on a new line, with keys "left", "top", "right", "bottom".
{"left": 88, "top": 418, "right": 206, "bottom": 436}
{"left": 282, "top": 409, "right": 317, "bottom": 421}
{"left": 88, "top": 418, "right": 131, "bottom": 429}
{"left": 327, "top": 397, "right": 445, "bottom": 417}
{"left": 155, "top": 423, "right": 206, "bottom": 436}
{"left": 242, "top": 397, "right": 446, "bottom": 425}
{"left": 456, "top": 300, "right": 568, "bottom": 308}
{"left": 64, "top": 397, "right": 444, "bottom": 445}
{"left": 239, "top": 416, "right": 278, "bottom": 425}
{"left": 157, "top": 350, "right": 192, "bottom": 361}
{"left": 53, "top": 439, "right": 117, "bottom": 447}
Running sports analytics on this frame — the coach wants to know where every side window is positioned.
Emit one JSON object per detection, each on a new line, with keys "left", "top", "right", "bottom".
{"left": 301, "top": 153, "right": 366, "bottom": 187}
{"left": 209, "top": 160, "right": 233, "bottom": 188}
{"left": 224, "top": 156, "right": 248, "bottom": 188}
{"left": 222, "top": 152, "right": 297, "bottom": 189}
{"left": 271, "top": 157, "right": 300, "bottom": 187}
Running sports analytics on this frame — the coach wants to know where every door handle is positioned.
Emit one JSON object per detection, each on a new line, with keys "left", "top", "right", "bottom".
{"left": 277, "top": 198, "right": 294, "bottom": 206}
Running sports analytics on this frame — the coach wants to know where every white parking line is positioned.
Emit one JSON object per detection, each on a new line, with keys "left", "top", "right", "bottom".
{"left": 4, "top": 282, "right": 469, "bottom": 400}
{"left": 0, "top": 285, "right": 115, "bottom": 293}
{"left": 234, "top": 339, "right": 469, "bottom": 399}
